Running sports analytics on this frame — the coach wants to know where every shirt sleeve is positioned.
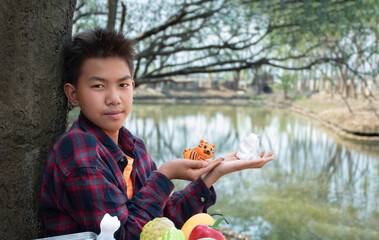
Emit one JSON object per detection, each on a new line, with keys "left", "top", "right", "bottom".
{"left": 163, "top": 177, "right": 217, "bottom": 228}
{"left": 64, "top": 167, "right": 175, "bottom": 239}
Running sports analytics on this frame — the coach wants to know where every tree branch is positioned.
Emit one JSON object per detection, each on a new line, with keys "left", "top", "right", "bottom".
{"left": 119, "top": 2, "right": 127, "bottom": 32}
{"left": 132, "top": 0, "right": 225, "bottom": 42}
{"left": 73, "top": 11, "right": 107, "bottom": 24}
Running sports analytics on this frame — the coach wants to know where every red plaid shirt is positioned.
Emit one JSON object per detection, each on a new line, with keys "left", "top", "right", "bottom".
{"left": 40, "top": 112, "right": 216, "bottom": 239}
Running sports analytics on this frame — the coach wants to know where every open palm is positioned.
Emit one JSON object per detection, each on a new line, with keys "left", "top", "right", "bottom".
{"left": 202, "top": 150, "right": 274, "bottom": 187}
{"left": 216, "top": 150, "right": 274, "bottom": 175}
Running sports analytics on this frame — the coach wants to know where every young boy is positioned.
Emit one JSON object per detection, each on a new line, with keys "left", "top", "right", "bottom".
{"left": 39, "top": 28, "right": 274, "bottom": 239}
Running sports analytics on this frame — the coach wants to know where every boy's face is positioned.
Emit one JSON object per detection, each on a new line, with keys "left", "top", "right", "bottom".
{"left": 65, "top": 57, "right": 134, "bottom": 139}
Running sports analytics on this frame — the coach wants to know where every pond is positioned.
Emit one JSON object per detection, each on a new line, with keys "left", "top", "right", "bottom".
{"left": 69, "top": 104, "right": 379, "bottom": 240}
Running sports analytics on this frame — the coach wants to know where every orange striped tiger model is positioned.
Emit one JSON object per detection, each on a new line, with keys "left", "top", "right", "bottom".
{"left": 183, "top": 140, "right": 215, "bottom": 161}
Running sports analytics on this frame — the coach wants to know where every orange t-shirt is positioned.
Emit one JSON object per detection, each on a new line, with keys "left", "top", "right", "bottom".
{"left": 122, "top": 156, "right": 134, "bottom": 199}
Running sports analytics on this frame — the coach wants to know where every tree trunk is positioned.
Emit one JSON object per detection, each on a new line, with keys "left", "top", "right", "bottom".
{"left": 119, "top": 2, "right": 127, "bottom": 32}
{"left": 107, "top": 0, "right": 119, "bottom": 31}
{"left": 312, "top": 76, "right": 317, "bottom": 92}
{"left": 0, "top": 0, "right": 76, "bottom": 239}
{"left": 301, "top": 71, "right": 307, "bottom": 92}
{"left": 233, "top": 70, "right": 240, "bottom": 90}
{"left": 330, "top": 67, "right": 335, "bottom": 98}
{"left": 337, "top": 64, "right": 348, "bottom": 97}
{"left": 350, "top": 77, "right": 357, "bottom": 99}
{"left": 344, "top": 70, "right": 350, "bottom": 98}
{"left": 208, "top": 73, "right": 219, "bottom": 90}
{"left": 336, "top": 69, "right": 341, "bottom": 95}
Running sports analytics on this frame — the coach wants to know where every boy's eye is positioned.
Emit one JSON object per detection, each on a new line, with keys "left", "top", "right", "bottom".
{"left": 120, "top": 83, "right": 130, "bottom": 88}
{"left": 91, "top": 84, "right": 104, "bottom": 88}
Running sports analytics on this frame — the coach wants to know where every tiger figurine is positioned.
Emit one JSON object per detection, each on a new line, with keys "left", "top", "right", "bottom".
{"left": 183, "top": 140, "right": 215, "bottom": 161}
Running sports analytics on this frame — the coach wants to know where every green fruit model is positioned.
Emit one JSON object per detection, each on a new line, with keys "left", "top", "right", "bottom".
{"left": 140, "top": 217, "right": 176, "bottom": 240}
{"left": 162, "top": 227, "right": 185, "bottom": 240}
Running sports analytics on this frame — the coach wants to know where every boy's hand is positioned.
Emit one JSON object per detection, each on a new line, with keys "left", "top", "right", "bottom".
{"left": 202, "top": 150, "right": 274, "bottom": 188}
{"left": 158, "top": 157, "right": 224, "bottom": 181}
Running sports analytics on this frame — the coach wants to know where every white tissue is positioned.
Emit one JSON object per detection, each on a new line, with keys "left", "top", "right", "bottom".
{"left": 236, "top": 133, "right": 260, "bottom": 160}
{"left": 97, "top": 213, "right": 121, "bottom": 240}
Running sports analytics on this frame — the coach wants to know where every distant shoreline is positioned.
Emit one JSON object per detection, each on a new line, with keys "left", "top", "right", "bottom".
{"left": 134, "top": 91, "right": 379, "bottom": 143}
{"left": 134, "top": 94, "right": 264, "bottom": 106}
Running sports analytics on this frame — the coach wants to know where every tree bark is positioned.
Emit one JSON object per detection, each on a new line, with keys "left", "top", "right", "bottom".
{"left": 0, "top": 0, "right": 76, "bottom": 239}
{"left": 119, "top": 2, "right": 127, "bottom": 33}
{"left": 233, "top": 70, "right": 240, "bottom": 90}
{"left": 337, "top": 64, "right": 347, "bottom": 97}
{"left": 107, "top": 0, "right": 119, "bottom": 31}
{"left": 330, "top": 66, "right": 335, "bottom": 98}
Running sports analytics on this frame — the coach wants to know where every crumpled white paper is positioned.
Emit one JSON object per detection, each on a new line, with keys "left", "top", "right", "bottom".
{"left": 236, "top": 133, "right": 260, "bottom": 160}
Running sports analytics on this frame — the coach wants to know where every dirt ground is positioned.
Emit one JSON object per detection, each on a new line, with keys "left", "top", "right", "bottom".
{"left": 270, "top": 92, "right": 379, "bottom": 142}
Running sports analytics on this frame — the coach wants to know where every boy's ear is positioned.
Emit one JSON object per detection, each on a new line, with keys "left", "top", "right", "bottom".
{"left": 64, "top": 83, "right": 79, "bottom": 106}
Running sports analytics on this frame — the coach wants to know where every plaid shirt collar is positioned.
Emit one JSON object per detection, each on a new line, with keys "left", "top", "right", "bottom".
{"left": 75, "top": 111, "right": 137, "bottom": 162}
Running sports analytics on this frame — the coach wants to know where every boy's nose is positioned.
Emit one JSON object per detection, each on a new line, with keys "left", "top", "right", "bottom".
{"left": 105, "top": 89, "right": 121, "bottom": 105}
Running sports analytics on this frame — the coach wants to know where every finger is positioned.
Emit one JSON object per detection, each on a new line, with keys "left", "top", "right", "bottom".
{"left": 265, "top": 152, "right": 274, "bottom": 157}
{"left": 264, "top": 155, "right": 275, "bottom": 163}
{"left": 182, "top": 159, "right": 208, "bottom": 169}
{"left": 196, "top": 157, "right": 223, "bottom": 175}
{"left": 208, "top": 157, "right": 224, "bottom": 166}
{"left": 218, "top": 152, "right": 236, "bottom": 159}
{"left": 259, "top": 150, "right": 266, "bottom": 158}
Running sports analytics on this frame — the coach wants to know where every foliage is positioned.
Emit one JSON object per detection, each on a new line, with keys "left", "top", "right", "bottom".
{"left": 274, "top": 72, "right": 297, "bottom": 99}
{"left": 72, "top": 0, "right": 378, "bottom": 97}
{"left": 293, "top": 94, "right": 307, "bottom": 101}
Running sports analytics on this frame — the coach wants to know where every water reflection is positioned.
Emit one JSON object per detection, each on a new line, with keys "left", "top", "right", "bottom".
{"left": 70, "top": 104, "right": 379, "bottom": 240}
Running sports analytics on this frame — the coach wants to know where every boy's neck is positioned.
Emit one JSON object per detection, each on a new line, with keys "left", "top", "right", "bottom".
{"left": 104, "top": 130, "right": 119, "bottom": 145}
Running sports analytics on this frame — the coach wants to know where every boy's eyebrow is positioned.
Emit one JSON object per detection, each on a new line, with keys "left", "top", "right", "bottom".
{"left": 88, "top": 75, "right": 132, "bottom": 82}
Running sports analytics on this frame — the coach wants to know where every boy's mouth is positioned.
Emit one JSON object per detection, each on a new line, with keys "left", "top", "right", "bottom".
{"left": 105, "top": 111, "right": 123, "bottom": 119}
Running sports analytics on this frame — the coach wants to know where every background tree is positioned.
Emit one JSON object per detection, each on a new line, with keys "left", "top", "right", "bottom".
{"left": 275, "top": 72, "right": 297, "bottom": 99}
{"left": 0, "top": 1, "right": 76, "bottom": 239}
{"left": 73, "top": 0, "right": 378, "bottom": 99}
{"left": 107, "top": 0, "right": 119, "bottom": 30}
{"left": 0, "top": 1, "right": 376, "bottom": 239}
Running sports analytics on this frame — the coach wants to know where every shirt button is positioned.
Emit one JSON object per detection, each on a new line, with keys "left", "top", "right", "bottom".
{"left": 120, "top": 158, "right": 125, "bottom": 162}
{"left": 200, "top": 197, "right": 205, "bottom": 202}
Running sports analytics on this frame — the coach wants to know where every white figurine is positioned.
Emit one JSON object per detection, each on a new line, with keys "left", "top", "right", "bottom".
{"left": 236, "top": 133, "right": 260, "bottom": 160}
{"left": 97, "top": 213, "right": 121, "bottom": 240}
